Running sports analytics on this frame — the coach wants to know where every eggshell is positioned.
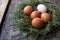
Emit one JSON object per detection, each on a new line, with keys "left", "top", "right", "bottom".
{"left": 31, "top": 11, "right": 41, "bottom": 19}
{"left": 23, "top": 5, "right": 33, "bottom": 15}
{"left": 37, "top": 4, "right": 47, "bottom": 13}
{"left": 41, "top": 13, "right": 51, "bottom": 23}
{"left": 32, "top": 18, "right": 44, "bottom": 28}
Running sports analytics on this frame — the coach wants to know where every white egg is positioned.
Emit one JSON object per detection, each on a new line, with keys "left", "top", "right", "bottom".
{"left": 37, "top": 4, "right": 47, "bottom": 12}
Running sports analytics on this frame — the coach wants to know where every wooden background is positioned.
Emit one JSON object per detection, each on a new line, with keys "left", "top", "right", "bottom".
{"left": 0, "top": 0, "right": 60, "bottom": 40}
{"left": 0, "top": 0, "right": 9, "bottom": 24}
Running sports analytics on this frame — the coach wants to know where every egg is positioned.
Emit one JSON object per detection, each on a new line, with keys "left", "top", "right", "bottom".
{"left": 31, "top": 11, "right": 41, "bottom": 19}
{"left": 41, "top": 13, "right": 51, "bottom": 23}
{"left": 37, "top": 4, "right": 47, "bottom": 13}
{"left": 32, "top": 18, "right": 44, "bottom": 28}
{"left": 23, "top": 5, "right": 33, "bottom": 15}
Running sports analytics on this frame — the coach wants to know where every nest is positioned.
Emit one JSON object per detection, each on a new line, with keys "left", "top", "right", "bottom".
{"left": 14, "top": 0, "right": 60, "bottom": 40}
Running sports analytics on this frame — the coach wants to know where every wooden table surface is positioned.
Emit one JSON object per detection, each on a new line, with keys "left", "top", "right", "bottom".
{"left": 0, "top": 0, "right": 9, "bottom": 24}
{"left": 0, "top": 0, "right": 60, "bottom": 40}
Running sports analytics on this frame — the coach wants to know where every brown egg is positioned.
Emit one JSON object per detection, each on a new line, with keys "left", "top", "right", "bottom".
{"left": 31, "top": 11, "right": 41, "bottom": 19}
{"left": 23, "top": 5, "right": 33, "bottom": 15}
{"left": 41, "top": 13, "right": 51, "bottom": 23}
{"left": 32, "top": 18, "right": 44, "bottom": 28}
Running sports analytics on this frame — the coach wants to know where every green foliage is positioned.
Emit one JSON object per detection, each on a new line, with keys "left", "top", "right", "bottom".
{"left": 14, "top": 0, "right": 60, "bottom": 40}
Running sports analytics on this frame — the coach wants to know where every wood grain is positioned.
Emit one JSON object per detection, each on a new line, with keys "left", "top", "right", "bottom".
{"left": 0, "top": 0, "right": 9, "bottom": 24}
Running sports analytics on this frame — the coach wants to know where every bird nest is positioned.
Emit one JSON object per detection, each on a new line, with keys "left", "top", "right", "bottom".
{"left": 14, "top": 0, "right": 60, "bottom": 40}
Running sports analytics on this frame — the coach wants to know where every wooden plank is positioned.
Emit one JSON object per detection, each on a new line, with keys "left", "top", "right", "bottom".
{"left": 0, "top": 0, "right": 9, "bottom": 24}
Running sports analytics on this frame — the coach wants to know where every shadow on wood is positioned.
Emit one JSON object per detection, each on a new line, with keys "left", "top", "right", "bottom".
{"left": 0, "top": 0, "right": 11, "bottom": 35}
